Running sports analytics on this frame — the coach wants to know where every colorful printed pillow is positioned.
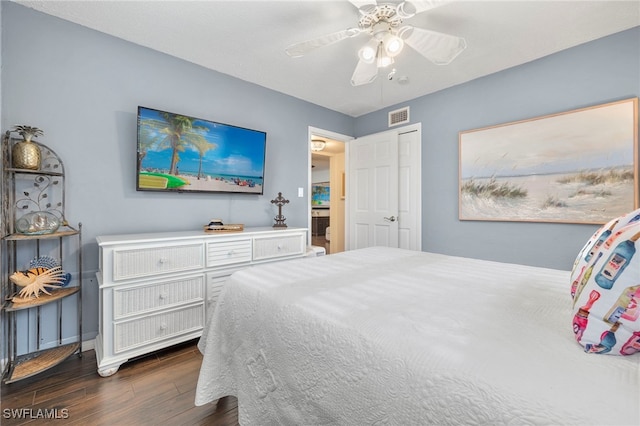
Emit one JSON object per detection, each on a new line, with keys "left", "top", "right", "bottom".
{"left": 570, "top": 207, "right": 640, "bottom": 355}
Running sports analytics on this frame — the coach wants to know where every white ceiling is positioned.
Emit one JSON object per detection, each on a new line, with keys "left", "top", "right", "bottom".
{"left": 14, "top": 0, "right": 640, "bottom": 117}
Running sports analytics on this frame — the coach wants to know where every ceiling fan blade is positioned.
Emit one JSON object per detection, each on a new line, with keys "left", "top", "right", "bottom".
{"left": 349, "top": 0, "right": 377, "bottom": 11}
{"left": 397, "top": 0, "right": 447, "bottom": 18}
{"left": 285, "top": 28, "right": 361, "bottom": 58}
{"left": 351, "top": 59, "right": 378, "bottom": 86}
{"left": 400, "top": 26, "right": 467, "bottom": 65}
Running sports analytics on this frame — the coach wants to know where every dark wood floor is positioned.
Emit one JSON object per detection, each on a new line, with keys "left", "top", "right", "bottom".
{"left": 0, "top": 340, "right": 239, "bottom": 425}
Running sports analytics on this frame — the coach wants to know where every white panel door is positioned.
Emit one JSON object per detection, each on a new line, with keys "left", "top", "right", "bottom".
{"left": 348, "top": 130, "right": 399, "bottom": 249}
{"left": 397, "top": 129, "right": 421, "bottom": 250}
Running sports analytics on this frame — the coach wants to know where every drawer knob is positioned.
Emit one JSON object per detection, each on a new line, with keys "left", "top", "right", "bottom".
{"left": 160, "top": 323, "right": 167, "bottom": 331}
{"left": 227, "top": 250, "right": 235, "bottom": 256}
{"left": 158, "top": 258, "right": 168, "bottom": 264}
{"left": 277, "top": 244, "right": 282, "bottom": 250}
{"left": 159, "top": 293, "right": 167, "bottom": 300}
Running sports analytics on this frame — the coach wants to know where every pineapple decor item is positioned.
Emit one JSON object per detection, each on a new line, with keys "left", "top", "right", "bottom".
{"left": 12, "top": 125, "right": 44, "bottom": 170}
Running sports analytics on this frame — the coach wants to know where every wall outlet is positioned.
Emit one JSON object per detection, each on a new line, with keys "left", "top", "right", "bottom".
{"left": 298, "top": 187, "right": 303, "bottom": 197}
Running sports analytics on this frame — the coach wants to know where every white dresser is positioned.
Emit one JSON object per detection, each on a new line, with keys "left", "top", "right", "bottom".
{"left": 95, "top": 227, "right": 307, "bottom": 377}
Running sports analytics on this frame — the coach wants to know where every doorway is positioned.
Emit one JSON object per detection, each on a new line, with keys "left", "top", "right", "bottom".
{"left": 308, "top": 127, "right": 350, "bottom": 255}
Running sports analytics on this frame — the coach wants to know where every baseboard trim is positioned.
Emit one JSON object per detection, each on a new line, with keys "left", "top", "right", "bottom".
{"left": 81, "top": 338, "right": 95, "bottom": 352}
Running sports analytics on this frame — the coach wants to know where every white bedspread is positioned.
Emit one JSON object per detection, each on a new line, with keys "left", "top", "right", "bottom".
{"left": 195, "top": 247, "right": 640, "bottom": 425}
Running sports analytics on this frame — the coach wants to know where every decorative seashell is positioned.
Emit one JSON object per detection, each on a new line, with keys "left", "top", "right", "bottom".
{"left": 10, "top": 266, "right": 66, "bottom": 302}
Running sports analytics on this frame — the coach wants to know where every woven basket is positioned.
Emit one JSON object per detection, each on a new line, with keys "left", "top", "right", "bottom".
{"left": 203, "top": 224, "right": 244, "bottom": 233}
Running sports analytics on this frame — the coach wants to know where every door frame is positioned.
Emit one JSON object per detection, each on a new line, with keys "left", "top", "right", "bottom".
{"left": 307, "top": 126, "right": 352, "bottom": 250}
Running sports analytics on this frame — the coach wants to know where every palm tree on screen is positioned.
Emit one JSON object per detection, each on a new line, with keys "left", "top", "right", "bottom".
{"left": 151, "top": 113, "right": 208, "bottom": 175}
{"left": 190, "top": 138, "right": 217, "bottom": 180}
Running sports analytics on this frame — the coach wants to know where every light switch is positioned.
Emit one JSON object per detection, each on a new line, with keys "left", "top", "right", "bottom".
{"left": 298, "top": 187, "right": 304, "bottom": 197}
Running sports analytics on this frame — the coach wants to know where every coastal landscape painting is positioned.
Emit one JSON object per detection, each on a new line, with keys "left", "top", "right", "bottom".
{"left": 312, "top": 183, "right": 330, "bottom": 207}
{"left": 459, "top": 98, "right": 638, "bottom": 224}
{"left": 137, "top": 106, "right": 266, "bottom": 194}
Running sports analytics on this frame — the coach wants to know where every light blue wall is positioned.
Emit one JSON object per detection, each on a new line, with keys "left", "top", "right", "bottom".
{"left": 356, "top": 26, "right": 640, "bottom": 270}
{"left": 1, "top": 2, "right": 353, "bottom": 342}
{"left": 2, "top": 1, "right": 639, "bottom": 345}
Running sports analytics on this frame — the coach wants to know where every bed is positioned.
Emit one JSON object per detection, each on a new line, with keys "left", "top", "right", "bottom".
{"left": 195, "top": 247, "right": 640, "bottom": 425}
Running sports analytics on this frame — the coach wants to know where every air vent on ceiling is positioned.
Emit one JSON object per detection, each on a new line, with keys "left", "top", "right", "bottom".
{"left": 388, "top": 107, "right": 410, "bottom": 127}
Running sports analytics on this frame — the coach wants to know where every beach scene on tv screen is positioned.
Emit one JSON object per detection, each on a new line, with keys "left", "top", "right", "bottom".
{"left": 137, "top": 107, "right": 266, "bottom": 194}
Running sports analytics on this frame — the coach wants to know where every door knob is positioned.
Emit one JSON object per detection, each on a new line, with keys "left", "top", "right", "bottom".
{"left": 383, "top": 216, "right": 396, "bottom": 222}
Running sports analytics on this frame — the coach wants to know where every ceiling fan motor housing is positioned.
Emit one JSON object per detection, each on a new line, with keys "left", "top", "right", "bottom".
{"left": 358, "top": 3, "right": 404, "bottom": 30}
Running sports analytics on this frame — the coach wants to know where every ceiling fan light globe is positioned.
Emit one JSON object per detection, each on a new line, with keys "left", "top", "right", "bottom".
{"left": 360, "top": 46, "right": 376, "bottom": 62}
{"left": 377, "top": 55, "right": 394, "bottom": 68}
{"left": 358, "top": 40, "right": 379, "bottom": 63}
{"left": 383, "top": 33, "right": 404, "bottom": 57}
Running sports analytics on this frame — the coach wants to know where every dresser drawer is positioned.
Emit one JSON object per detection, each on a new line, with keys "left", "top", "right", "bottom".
{"left": 206, "top": 239, "right": 252, "bottom": 268}
{"left": 112, "top": 243, "right": 204, "bottom": 281}
{"left": 113, "top": 274, "right": 205, "bottom": 320}
{"left": 253, "top": 234, "right": 305, "bottom": 261}
{"left": 114, "top": 304, "right": 204, "bottom": 353}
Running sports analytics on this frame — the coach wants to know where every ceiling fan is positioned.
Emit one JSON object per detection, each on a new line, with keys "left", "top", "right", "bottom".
{"left": 285, "top": 0, "right": 467, "bottom": 86}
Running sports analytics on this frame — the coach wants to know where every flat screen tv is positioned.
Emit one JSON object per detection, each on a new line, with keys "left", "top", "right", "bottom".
{"left": 136, "top": 106, "right": 266, "bottom": 194}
